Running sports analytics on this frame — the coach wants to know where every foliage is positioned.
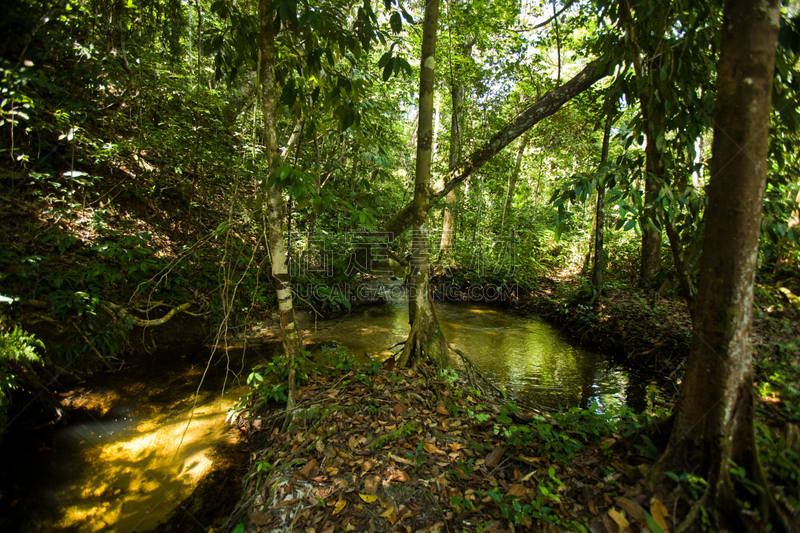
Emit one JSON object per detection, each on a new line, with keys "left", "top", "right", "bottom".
{"left": 246, "top": 350, "right": 313, "bottom": 404}
{"left": 0, "top": 324, "right": 44, "bottom": 432}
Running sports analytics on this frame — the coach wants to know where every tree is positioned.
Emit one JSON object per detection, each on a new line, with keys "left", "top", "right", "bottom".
{"left": 398, "top": 0, "right": 449, "bottom": 369}
{"left": 617, "top": 0, "right": 664, "bottom": 288}
{"left": 591, "top": 104, "right": 614, "bottom": 293}
{"left": 659, "top": 1, "right": 791, "bottom": 530}
{"left": 258, "top": 0, "right": 304, "bottom": 413}
{"left": 438, "top": 24, "right": 474, "bottom": 255}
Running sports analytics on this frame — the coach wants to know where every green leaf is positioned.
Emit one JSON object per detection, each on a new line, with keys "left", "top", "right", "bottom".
{"left": 389, "top": 12, "right": 402, "bottom": 33}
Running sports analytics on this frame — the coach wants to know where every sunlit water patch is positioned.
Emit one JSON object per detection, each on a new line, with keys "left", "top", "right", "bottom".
{"left": 6, "top": 365, "right": 252, "bottom": 533}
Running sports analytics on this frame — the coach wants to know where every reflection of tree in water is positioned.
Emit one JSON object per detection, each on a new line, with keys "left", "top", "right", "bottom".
{"left": 624, "top": 371, "right": 650, "bottom": 413}
{"left": 577, "top": 351, "right": 600, "bottom": 409}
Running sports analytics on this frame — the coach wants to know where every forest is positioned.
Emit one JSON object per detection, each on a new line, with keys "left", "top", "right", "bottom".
{"left": 1, "top": 0, "right": 799, "bottom": 531}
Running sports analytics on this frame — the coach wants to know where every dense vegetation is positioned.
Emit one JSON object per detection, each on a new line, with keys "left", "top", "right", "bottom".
{"left": 1, "top": 0, "right": 799, "bottom": 531}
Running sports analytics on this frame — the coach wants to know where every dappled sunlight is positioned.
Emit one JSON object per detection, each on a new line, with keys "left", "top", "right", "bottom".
{"left": 41, "top": 384, "right": 248, "bottom": 532}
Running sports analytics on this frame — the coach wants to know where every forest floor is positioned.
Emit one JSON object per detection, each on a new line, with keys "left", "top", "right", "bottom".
{"left": 220, "top": 362, "right": 678, "bottom": 533}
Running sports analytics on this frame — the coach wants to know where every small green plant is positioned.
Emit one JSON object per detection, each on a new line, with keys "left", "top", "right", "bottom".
{"left": 321, "top": 345, "right": 357, "bottom": 374}
{"left": 448, "top": 458, "right": 475, "bottom": 481}
{"left": 664, "top": 470, "right": 709, "bottom": 499}
{"left": 0, "top": 325, "right": 44, "bottom": 433}
{"left": 406, "top": 440, "right": 430, "bottom": 467}
{"left": 253, "top": 455, "right": 273, "bottom": 491}
{"left": 247, "top": 351, "right": 312, "bottom": 403}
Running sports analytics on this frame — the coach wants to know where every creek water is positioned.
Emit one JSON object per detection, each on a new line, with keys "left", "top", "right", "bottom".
{"left": 308, "top": 287, "right": 655, "bottom": 412}
{"left": 2, "top": 286, "right": 657, "bottom": 532}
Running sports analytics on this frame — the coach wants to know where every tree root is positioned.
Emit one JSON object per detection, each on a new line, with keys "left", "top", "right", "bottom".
{"left": 451, "top": 346, "right": 550, "bottom": 414}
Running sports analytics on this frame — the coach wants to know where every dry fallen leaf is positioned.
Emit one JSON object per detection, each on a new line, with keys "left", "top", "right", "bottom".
{"left": 507, "top": 483, "right": 526, "bottom": 498}
{"left": 393, "top": 402, "right": 408, "bottom": 416}
{"left": 423, "top": 442, "right": 440, "bottom": 454}
{"left": 359, "top": 493, "right": 378, "bottom": 504}
{"left": 608, "top": 509, "right": 629, "bottom": 531}
{"left": 298, "top": 458, "right": 318, "bottom": 480}
{"left": 485, "top": 446, "right": 506, "bottom": 468}
{"left": 332, "top": 500, "right": 347, "bottom": 516}
{"left": 616, "top": 496, "right": 646, "bottom": 524}
{"left": 650, "top": 498, "right": 670, "bottom": 532}
{"left": 379, "top": 505, "right": 397, "bottom": 524}
{"left": 363, "top": 474, "right": 380, "bottom": 495}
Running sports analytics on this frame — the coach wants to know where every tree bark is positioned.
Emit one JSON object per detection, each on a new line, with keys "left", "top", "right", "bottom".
{"left": 591, "top": 107, "right": 613, "bottom": 293}
{"left": 439, "top": 78, "right": 465, "bottom": 252}
{"left": 661, "top": 1, "right": 790, "bottom": 530}
{"left": 259, "top": 0, "right": 303, "bottom": 413}
{"left": 663, "top": 213, "right": 695, "bottom": 315}
{"left": 399, "top": 0, "right": 448, "bottom": 369}
{"left": 385, "top": 57, "right": 610, "bottom": 239}
{"left": 639, "top": 139, "right": 664, "bottom": 287}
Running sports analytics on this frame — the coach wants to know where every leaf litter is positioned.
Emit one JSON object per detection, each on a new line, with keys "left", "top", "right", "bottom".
{"left": 228, "top": 362, "right": 685, "bottom": 533}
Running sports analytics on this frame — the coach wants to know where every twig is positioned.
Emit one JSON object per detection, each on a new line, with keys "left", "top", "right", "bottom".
{"left": 71, "top": 323, "right": 116, "bottom": 372}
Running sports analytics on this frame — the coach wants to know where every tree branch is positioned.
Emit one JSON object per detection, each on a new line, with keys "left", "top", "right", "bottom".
{"left": 384, "top": 56, "right": 611, "bottom": 238}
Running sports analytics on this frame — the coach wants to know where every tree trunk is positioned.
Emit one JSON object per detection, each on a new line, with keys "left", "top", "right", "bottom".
{"left": 398, "top": 0, "right": 448, "bottom": 369}
{"left": 639, "top": 142, "right": 663, "bottom": 287}
{"left": 440, "top": 35, "right": 474, "bottom": 253}
{"left": 501, "top": 131, "right": 529, "bottom": 234}
{"left": 663, "top": 213, "right": 695, "bottom": 315}
{"left": 660, "top": 2, "right": 790, "bottom": 530}
{"left": 618, "top": 0, "right": 663, "bottom": 288}
{"left": 591, "top": 107, "right": 613, "bottom": 293}
{"left": 385, "top": 57, "right": 609, "bottom": 239}
{"left": 439, "top": 82, "right": 464, "bottom": 253}
{"left": 259, "top": 0, "right": 303, "bottom": 413}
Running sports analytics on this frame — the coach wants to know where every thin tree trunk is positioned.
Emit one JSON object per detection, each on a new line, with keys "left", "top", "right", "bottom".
{"left": 639, "top": 138, "right": 663, "bottom": 286}
{"left": 440, "top": 34, "right": 475, "bottom": 252}
{"left": 591, "top": 107, "right": 613, "bottom": 293}
{"left": 439, "top": 82, "right": 464, "bottom": 252}
{"left": 663, "top": 213, "right": 695, "bottom": 315}
{"left": 501, "top": 131, "right": 529, "bottom": 234}
{"left": 259, "top": 0, "right": 303, "bottom": 414}
{"left": 399, "top": 0, "right": 448, "bottom": 369}
{"left": 661, "top": 2, "right": 790, "bottom": 530}
{"left": 618, "top": 0, "right": 663, "bottom": 287}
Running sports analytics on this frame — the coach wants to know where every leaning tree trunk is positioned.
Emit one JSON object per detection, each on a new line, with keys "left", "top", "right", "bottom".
{"left": 398, "top": 0, "right": 448, "bottom": 369}
{"left": 259, "top": 0, "right": 303, "bottom": 412}
{"left": 591, "top": 106, "right": 613, "bottom": 293}
{"left": 660, "top": 1, "right": 790, "bottom": 530}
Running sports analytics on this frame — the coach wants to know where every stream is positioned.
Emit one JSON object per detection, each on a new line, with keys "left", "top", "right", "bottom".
{"left": 1, "top": 287, "right": 658, "bottom": 532}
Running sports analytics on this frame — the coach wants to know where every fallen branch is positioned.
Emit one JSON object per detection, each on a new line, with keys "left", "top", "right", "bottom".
{"left": 99, "top": 301, "right": 193, "bottom": 327}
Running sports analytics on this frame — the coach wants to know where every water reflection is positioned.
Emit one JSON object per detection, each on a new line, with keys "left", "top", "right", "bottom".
{"left": 308, "top": 290, "right": 647, "bottom": 411}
